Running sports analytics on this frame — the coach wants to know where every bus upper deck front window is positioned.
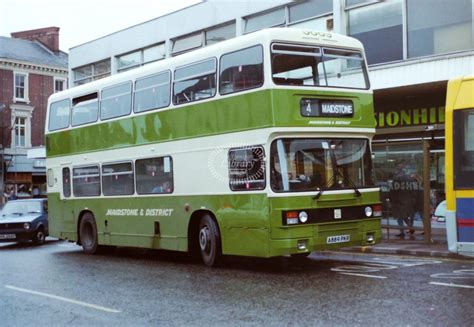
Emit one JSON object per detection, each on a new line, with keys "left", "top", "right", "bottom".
{"left": 271, "top": 44, "right": 369, "bottom": 89}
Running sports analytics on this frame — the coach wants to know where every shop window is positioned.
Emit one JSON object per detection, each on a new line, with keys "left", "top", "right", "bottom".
{"left": 244, "top": 8, "right": 286, "bottom": 34}
{"left": 102, "top": 162, "right": 134, "bottom": 196}
{"left": 73, "top": 165, "right": 101, "bottom": 197}
{"left": 134, "top": 71, "right": 171, "bottom": 113}
{"left": 62, "top": 167, "right": 71, "bottom": 198}
{"left": 407, "top": 0, "right": 473, "bottom": 58}
{"left": 289, "top": 0, "right": 332, "bottom": 23}
{"left": 100, "top": 82, "right": 132, "bottom": 120}
{"left": 71, "top": 93, "right": 99, "bottom": 126}
{"left": 219, "top": 45, "right": 263, "bottom": 95}
{"left": 135, "top": 157, "right": 173, "bottom": 194}
{"left": 453, "top": 109, "right": 474, "bottom": 189}
{"left": 348, "top": 0, "right": 403, "bottom": 65}
{"left": 49, "top": 99, "right": 70, "bottom": 131}
{"left": 173, "top": 58, "right": 216, "bottom": 104}
{"left": 205, "top": 23, "right": 236, "bottom": 46}
{"left": 228, "top": 146, "right": 266, "bottom": 191}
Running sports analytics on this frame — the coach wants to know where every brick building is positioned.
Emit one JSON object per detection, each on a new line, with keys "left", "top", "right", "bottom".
{"left": 0, "top": 27, "right": 68, "bottom": 203}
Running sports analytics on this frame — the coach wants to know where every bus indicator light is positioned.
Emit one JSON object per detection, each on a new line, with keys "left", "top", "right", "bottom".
{"left": 372, "top": 204, "right": 382, "bottom": 217}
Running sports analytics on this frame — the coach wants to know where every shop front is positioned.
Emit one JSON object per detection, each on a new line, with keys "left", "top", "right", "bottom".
{"left": 373, "top": 81, "right": 447, "bottom": 242}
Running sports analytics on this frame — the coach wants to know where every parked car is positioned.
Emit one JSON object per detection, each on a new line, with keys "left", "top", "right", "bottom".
{"left": 0, "top": 199, "right": 48, "bottom": 245}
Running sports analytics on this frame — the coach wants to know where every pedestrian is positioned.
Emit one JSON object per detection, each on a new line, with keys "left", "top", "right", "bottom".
{"left": 391, "top": 161, "right": 415, "bottom": 237}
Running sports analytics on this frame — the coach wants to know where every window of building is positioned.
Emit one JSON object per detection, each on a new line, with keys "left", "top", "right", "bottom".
{"left": 407, "top": 0, "right": 473, "bottom": 58}
{"left": 100, "top": 82, "right": 132, "bottom": 120}
{"left": 14, "top": 117, "right": 26, "bottom": 147}
{"left": 71, "top": 93, "right": 99, "bottom": 126}
{"left": 73, "top": 59, "right": 111, "bottom": 86}
{"left": 134, "top": 71, "right": 171, "bottom": 113}
{"left": 116, "top": 44, "right": 166, "bottom": 73}
{"left": 346, "top": 0, "right": 380, "bottom": 7}
{"left": 454, "top": 108, "right": 474, "bottom": 189}
{"left": 102, "top": 162, "right": 134, "bottom": 196}
{"left": 14, "top": 72, "right": 28, "bottom": 101}
{"left": 54, "top": 78, "right": 67, "bottom": 93}
{"left": 228, "top": 146, "right": 266, "bottom": 191}
{"left": 289, "top": 0, "right": 333, "bottom": 23}
{"left": 73, "top": 165, "right": 101, "bottom": 197}
{"left": 49, "top": 99, "right": 70, "bottom": 131}
{"left": 348, "top": 0, "right": 403, "bottom": 65}
{"left": 205, "top": 23, "right": 236, "bottom": 45}
{"left": 173, "top": 58, "right": 216, "bottom": 104}
{"left": 244, "top": 7, "right": 286, "bottom": 34}
{"left": 219, "top": 45, "right": 264, "bottom": 95}
{"left": 135, "top": 157, "right": 173, "bottom": 194}
{"left": 172, "top": 33, "right": 203, "bottom": 55}
{"left": 62, "top": 167, "right": 71, "bottom": 198}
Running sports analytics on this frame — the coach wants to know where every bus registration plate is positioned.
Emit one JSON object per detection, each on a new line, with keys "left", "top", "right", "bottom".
{"left": 327, "top": 235, "right": 350, "bottom": 244}
{"left": 0, "top": 234, "right": 16, "bottom": 240}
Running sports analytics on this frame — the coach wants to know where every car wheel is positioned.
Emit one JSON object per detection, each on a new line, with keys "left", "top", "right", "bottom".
{"left": 198, "top": 214, "right": 221, "bottom": 267}
{"left": 33, "top": 227, "right": 46, "bottom": 246}
{"left": 79, "top": 213, "right": 98, "bottom": 254}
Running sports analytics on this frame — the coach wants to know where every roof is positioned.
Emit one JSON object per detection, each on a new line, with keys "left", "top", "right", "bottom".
{"left": 0, "top": 36, "right": 68, "bottom": 69}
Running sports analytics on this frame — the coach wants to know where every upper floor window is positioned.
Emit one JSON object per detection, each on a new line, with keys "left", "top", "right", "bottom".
{"left": 49, "top": 99, "right": 70, "bottom": 131}
{"left": 134, "top": 71, "right": 171, "bottom": 113}
{"left": 117, "top": 44, "right": 166, "bottom": 73}
{"left": 219, "top": 45, "right": 264, "bottom": 95}
{"left": 54, "top": 78, "right": 67, "bottom": 93}
{"left": 100, "top": 82, "right": 132, "bottom": 120}
{"left": 73, "top": 60, "right": 111, "bottom": 86}
{"left": 71, "top": 93, "right": 99, "bottom": 127}
{"left": 288, "top": 0, "right": 333, "bottom": 23}
{"left": 407, "top": 0, "right": 473, "bottom": 58}
{"left": 172, "top": 33, "right": 203, "bottom": 56}
{"left": 14, "top": 72, "right": 28, "bottom": 101}
{"left": 348, "top": 0, "right": 403, "bottom": 65}
{"left": 244, "top": 8, "right": 286, "bottom": 34}
{"left": 14, "top": 117, "right": 27, "bottom": 147}
{"left": 173, "top": 58, "right": 216, "bottom": 104}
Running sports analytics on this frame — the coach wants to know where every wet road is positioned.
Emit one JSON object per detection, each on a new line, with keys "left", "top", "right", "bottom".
{"left": 1, "top": 239, "right": 473, "bottom": 326}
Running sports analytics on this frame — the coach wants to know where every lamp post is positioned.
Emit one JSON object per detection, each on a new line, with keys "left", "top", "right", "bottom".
{"left": 0, "top": 103, "right": 6, "bottom": 205}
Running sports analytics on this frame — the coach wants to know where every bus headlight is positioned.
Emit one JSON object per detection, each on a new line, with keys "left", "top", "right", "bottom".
{"left": 299, "top": 211, "right": 308, "bottom": 223}
{"left": 364, "top": 206, "right": 373, "bottom": 217}
{"left": 23, "top": 223, "right": 31, "bottom": 230}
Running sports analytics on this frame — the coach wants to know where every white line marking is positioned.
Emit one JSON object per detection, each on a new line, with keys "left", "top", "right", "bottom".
{"left": 339, "top": 272, "right": 387, "bottom": 279}
{"left": 5, "top": 285, "right": 121, "bottom": 313}
{"left": 429, "top": 282, "right": 474, "bottom": 289}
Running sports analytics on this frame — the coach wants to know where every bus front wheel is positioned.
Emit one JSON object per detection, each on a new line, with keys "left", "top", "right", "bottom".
{"left": 79, "top": 213, "right": 98, "bottom": 255}
{"left": 198, "top": 215, "right": 221, "bottom": 267}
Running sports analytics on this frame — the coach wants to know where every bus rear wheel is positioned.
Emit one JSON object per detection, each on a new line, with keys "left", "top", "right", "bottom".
{"left": 79, "top": 213, "right": 98, "bottom": 254}
{"left": 198, "top": 214, "right": 221, "bottom": 267}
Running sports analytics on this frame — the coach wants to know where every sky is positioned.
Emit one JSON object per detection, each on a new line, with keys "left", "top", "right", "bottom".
{"left": 0, "top": 0, "right": 202, "bottom": 51}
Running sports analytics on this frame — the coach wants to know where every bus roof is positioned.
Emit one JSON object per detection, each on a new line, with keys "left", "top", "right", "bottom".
{"left": 50, "top": 28, "right": 365, "bottom": 103}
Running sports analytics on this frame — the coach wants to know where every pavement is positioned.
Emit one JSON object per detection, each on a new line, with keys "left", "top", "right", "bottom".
{"left": 341, "top": 220, "right": 474, "bottom": 261}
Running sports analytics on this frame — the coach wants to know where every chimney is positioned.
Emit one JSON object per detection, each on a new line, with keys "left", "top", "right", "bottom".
{"left": 11, "top": 27, "right": 60, "bottom": 53}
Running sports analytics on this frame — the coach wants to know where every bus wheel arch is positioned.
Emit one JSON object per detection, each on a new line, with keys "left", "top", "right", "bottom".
{"left": 77, "top": 211, "right": 99, "bottom": 254}
{"left": 188, "top": 210, "right": 222, "bottom": 267}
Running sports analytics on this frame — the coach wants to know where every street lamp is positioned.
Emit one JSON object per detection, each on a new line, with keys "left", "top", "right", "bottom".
{"left": 0, "top": 103, "right": 7, "bottom": 205}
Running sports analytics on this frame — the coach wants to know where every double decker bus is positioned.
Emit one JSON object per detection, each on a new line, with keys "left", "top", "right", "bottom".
{"left": 46, "top": 28, "right": 381, "bottom": 266}
{"left": 445, "top": 75, "right": 474, "bottom": 257}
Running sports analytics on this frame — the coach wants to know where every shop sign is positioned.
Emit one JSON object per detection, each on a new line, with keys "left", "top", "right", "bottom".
{"left": 375, "top": 106, "right": 445, "bottom": 128}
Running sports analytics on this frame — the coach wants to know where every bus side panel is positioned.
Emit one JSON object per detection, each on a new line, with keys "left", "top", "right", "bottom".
{"left": 456, "top": 198, "right": 474, "bottom": 242}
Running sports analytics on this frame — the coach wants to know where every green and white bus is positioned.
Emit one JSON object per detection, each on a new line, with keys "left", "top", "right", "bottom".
{"left": 46, "top": 28, "right": 382, "bottom": 266}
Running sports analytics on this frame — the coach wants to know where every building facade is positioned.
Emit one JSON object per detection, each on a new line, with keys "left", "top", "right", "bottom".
{"left": 67, "top": 0, "right": 473, "bottom": 236}
{"left": 0, "top": 27, "right": 68, "bottom": 203}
